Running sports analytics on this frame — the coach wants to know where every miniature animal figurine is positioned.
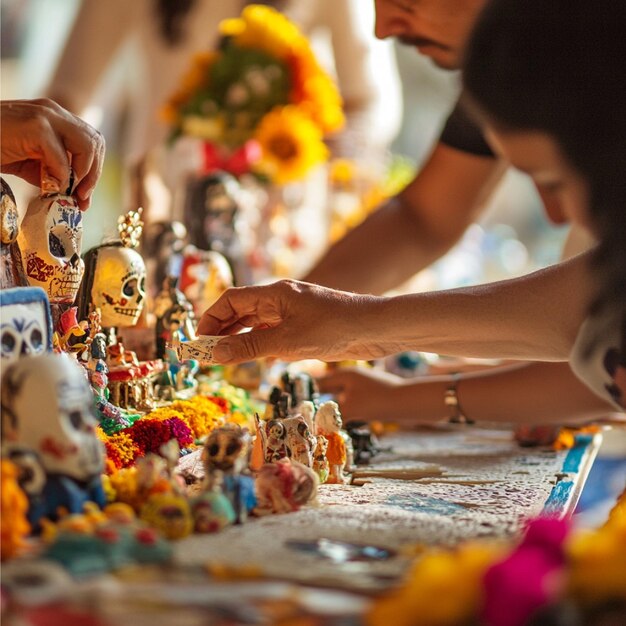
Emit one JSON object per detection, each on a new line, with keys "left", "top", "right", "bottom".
{"left": 254, "top": 458, "right": 318, "bottom": 516}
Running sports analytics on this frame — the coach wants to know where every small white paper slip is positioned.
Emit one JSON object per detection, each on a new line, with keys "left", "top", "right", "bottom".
{"left": 175, "top": 335, "right": 224, "bottom": 363}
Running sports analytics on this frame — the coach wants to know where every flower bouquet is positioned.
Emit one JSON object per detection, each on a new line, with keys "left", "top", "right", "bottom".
{"left": 161, "top": 4, "right": 344, "bottom": 185}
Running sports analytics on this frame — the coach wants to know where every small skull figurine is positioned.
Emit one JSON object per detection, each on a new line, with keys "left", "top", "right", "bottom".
{"left": 202, "top": 425, "right": 251, "bottom": 477}
{"left": 0, "top": 353, "right": 104, "bottom": 482}
{"left": 0, "top": 287, "right": 53, "bottom": 367}
{"left": 78, "top": 243, "right": 146, "bottom": 328}
{"left": 18, "top": 195, "right": 84, "bottom": 304}
{"left": 0, "top": 353, "right": 106, "bottom": 521}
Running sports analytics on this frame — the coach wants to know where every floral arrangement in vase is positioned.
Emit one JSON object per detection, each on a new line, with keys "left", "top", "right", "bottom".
{"left": 161, "top": 4, "right": 345, "bottom": 185}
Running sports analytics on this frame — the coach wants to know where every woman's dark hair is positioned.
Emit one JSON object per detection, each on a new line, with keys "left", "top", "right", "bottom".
{"left": 463, "top": 0, "right": 626, "bottom": 353}
{"left": 154, "top": 0, "right": 197, "bottom": 45}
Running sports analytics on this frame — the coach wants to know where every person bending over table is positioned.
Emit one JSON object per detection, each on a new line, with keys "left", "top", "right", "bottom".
{"left": 197, "top": 0, "right": 625, "bottom": 426}
{"left": 1, "top": 99, "right": 105, "bottom": 210}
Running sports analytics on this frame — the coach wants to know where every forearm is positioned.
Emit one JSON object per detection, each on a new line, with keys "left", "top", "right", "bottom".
{"left": 366, "top": 252, "right": 596, "bottom": 361}
{"left": 304, "top": 195, "right": 464, "bottom": 293}
{"left": 384, "top": 361, "right": 613, "bottom": 425}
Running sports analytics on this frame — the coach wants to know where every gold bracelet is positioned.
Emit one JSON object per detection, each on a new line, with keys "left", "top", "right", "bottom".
{"left": 444, "top": 376, "right": 474, "bottom": 424}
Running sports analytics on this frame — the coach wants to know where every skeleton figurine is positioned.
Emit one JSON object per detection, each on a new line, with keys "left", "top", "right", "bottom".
{"left": 0, "top": 353, "right": 106, "bottom": 527}
{"left": 283, "top": 416, "right": 315, "bottom": 468}
{"left": 315, "top": 401, "right": 348, "bottom": 484}
{"left": 202, "top": 425, "right": 256, "bottom": 523}
{"left": 17, "top": 193, "right": 84, "bottom": 305}
{"left": 263, "top": 419, "right": 288, "bottom": 463}
{"left": 154, "top": 276, "right": 196, "bottom": 360}
{"left": 0, "top": 287, "right": 53, "bottom": 367}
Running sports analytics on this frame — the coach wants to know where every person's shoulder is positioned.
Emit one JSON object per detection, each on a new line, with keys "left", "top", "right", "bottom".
{"left": 439, "top": 99, "right": 494, "bottom": 158}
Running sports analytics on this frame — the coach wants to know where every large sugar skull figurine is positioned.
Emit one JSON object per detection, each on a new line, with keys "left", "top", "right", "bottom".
{"left": 17, "top": 194, "right": 84, "bottom": 304}
{"left": 77, "top": 208, "right": 146, "bottom": 328}
{"left": 0, "top": 353, "right": 106, "bottom": 522}
{"left": 179, "top": 247, "right": 233, "bottom": 316}
{"left": 0, "top": 287, "right": 53, "bottom": 367}
{"left": 78, "top": 243, "right": 146, "bottom": 328}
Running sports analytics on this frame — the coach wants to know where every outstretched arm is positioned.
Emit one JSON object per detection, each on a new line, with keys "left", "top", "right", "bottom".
{"left": 198, "top": 251, "right": 595, "bottom": 364}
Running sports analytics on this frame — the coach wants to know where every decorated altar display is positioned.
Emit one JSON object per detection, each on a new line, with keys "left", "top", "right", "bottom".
{"left": 1, "top": 5, "right": 625, "bottom": 624}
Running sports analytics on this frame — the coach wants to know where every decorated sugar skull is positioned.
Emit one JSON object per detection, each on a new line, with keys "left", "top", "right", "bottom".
{"left": 179, "top": 247, "right": 234, "bottom": 315}
{"left": 78, "top": 243, "right": 146, "bottom": 328}
{"left": 17, "top": 194, "right": 84, "bottom": 304}
{"left": 0, "top": 353, "right": 104, "bottom": 482}
{"left": 0, "top": 287, "right": 53, "bottom": 367}
{"left": 202, "top": 425, "right": 251, "bottom": 475}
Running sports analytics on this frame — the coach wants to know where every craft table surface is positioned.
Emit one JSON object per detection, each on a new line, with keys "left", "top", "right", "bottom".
{"left": 175, "top": 425, "right": 600, "bottom": 592}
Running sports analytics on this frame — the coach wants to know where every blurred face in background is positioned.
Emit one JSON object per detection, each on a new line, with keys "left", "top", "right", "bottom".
{"left": 484, "top": 126, "right": 591, "bottom": 232}
{"left": 373, "top": 0, "right": 487, "bottom": 69}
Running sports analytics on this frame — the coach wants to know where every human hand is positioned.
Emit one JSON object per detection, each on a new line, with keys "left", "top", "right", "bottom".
{"left": 318, "top": 367, "right": 404, "bottom": 421}
{"left": 197, "top": 279, "right": 391, "bottom": 364}
{"left": 0, "top": 99, "right": 105, "bottom": 210}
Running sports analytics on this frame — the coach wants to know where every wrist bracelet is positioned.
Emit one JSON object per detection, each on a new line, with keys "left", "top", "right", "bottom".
{"left": 444, "top": 375, "right": 474, "bottom": 424}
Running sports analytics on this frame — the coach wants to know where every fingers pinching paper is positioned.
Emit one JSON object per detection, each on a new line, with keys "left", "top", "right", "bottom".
{"left": 175, "top": 335, "right": 224, "bottom": 363}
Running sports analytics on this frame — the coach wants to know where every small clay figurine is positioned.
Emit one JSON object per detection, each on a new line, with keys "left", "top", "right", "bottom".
{"left": 202, "top": 425, "right": 256, "bottom": 523}
{"left": 254, "top": 458, "right": 318, "bottom": 516}
{"left": 191, "top": 489, "right": 236, "bottom": 533}
{"left": 154, "top": 276, "right": 196, "bottom": 359}
{"left": 283, "top": 415, "right": 315, "bottom": 468}
{"left": 312, "top": 435, "right": 330, "bottom": 484}
{"left": 0, "top": 353, "right": 106, "bottom": 527}
{"left": 18, "top": 193, "right": 84, "bottom": 305}
{"left": 264, "top": 419, "right": 288, "bottom": 463}
{"left": 315, "top": 401, "right": 347, "bottom": 484}
{"left": 140, "top": 493, "right": 193, "bottom": 540}
{"left": 0, "top": 286, "right": 53, "bottom": 367}
{"left": 179, "top": 246, "right": 234, "bottom": 316}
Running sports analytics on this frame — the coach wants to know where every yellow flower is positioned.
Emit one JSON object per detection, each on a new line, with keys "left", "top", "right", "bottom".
{"left": 222, "top": 5, "right": 304, "bottom": 62}
{"left": 181, "top": 115, "right": 225, "bottom": 141}
{"left": 253, "top": 106, "right": 328, "bottom": 185}
{"left": 367, "top": 542, "right": 504, "bottom": 626}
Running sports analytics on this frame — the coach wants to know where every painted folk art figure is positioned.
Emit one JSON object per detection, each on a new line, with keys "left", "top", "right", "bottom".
{"left": 283, "top": 415, "right": 316, "bottom": 468}
{"left": 77, "top": 208, "right": 146, "bottom": 329}
{"left": 254, "top": 458, "right": 318, "bottom": 516}
{"left": 0, "top": 178, "right": 26, "bottom": 289}
{"left": 316, "top": 401, "right": 347, "bottom": 484}
{"left": 0, "top": 353, "right": 106, "bottom": 527}
{"left": 264, "top": 419, "right": 288, "bottom": 463}
{"left": 179, "top": 247, "right": 234, "bottom": 317}
{"left": 202, "top": 425, "right": 256, "bottom": 523}
{"left": 143, "top": 220, "right": 187, "bottom": 298}
{"left": 18, "top": 193, "right": 84, "bottom": 305}
{"left": 0, "top": 287, "right": 53, "bottom": 367}
{"left": 312, "top": 435, "right": 330, "bottom": 484}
